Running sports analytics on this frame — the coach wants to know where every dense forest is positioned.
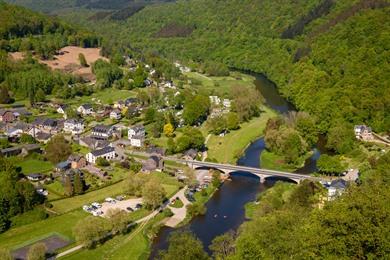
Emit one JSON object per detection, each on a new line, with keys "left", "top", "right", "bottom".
{"left": 69, "top": 0, "right": 389, "bottom": 136}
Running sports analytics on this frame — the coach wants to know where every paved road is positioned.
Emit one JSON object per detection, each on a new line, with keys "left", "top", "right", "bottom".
{"left": 165, "top": 187, "right": 191, "bottom": 227}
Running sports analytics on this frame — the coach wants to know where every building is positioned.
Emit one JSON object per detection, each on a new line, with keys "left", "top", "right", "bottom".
{"left": 128, "top": 125, "right": 145, "bottom": 139}
{"left": 125, "top": 98, "right": 138, "bottom": 107}
{"left": 57, "top": 104, "right": 68, "bottom": 115}
{"left": 327, "top": 179, "right": 348, "bottom": 200}
{"left": 6, "top": 128, "right": 23, "bottom": 137}
{"left": 55, "top": 161, "right": 71, "bottom": 172}
{"left": 77, "top": 104, "right": 94, "bottom": 116}
{"left": 79, "top": 136, "right": 109, "bottom": 150}
{"left": 64, "top": 119, "right": 85, "bottom": 135}
{"left": 354, "top": 125, "right": 374, "bottom": 141}
{"left": 35, "top": 132, "right": 52, "bottom": 144}
{"left": 0, "top": 110, "right": 15, "bottom": 123}
{"left": 183, "top": 149, "right": 198, "bottom": 160}
{"left": 86, "top": 146, "right": 116, "bottom": 164}
{"left": 142, "top": 155, "right": 164, "bottom": 173}
{"left": 92, "top": 124, "right": 114, "bottom": 139}
{"left": 209, "top": 96, "right": 221, "bottom": 105}
{"left": 33, "top": 118, "right": 60, "bottom": 133}
{"left": 130, "top": 135, "right": 144, "bottom": 147}
{"left": 223, "top": 99, "right": 231, "bottom": 109}
{"left": 68, "top": 154, "right": 87, "bottom": 169}
{"left": 110, "top": 109, "right": 122, "bottom": 120}
{"left": 27, "top": 174, "right": 44, "bottom": 182}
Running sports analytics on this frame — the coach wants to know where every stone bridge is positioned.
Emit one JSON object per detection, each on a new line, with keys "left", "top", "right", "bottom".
{"left": 178, "top": 159, "right": 324, "bottom": 184}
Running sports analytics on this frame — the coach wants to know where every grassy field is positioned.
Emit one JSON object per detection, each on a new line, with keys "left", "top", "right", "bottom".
{"left": 17, "top": 159, "right": 54, "bottom": 174}
{"left": 69, "top": 89, "right": 136, "bottom": 106}
{"left": 260, "top": 151, "right": 297, "bottom": 172}
{"left": 51, "top": 181, "right": 127, "bottom": 213}
{"left": 182, "top": 71, "right": 256, "bottom": 97}
{"left": 0, "top": 210, "right": 88, "bottom": 250}
{"left": 207, "top": 107, "right": 277, "bottom": 164}
{"left": 62, "top": 213, "right": 166, "bottom": 260}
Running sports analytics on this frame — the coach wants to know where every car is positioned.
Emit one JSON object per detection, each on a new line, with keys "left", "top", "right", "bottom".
{"left": 92, "top": 210, "right": 103, "bottom": 216}
{"left": 126, "top": 207, "right": 134, "bottom": 212}
{"left": 92, "top": 202, "right": 101, "bottom": 208}
{"left": 135, "top": 203, "right": 142, "bottom": 210}
{"left": 82, "top": 205, "right": 92, "bottom": 212}
{"left": 105, "top": 198, "right": 116, "bottom": 204}
{"left": 116, "top": 195, "right": 125, "bottom": 201}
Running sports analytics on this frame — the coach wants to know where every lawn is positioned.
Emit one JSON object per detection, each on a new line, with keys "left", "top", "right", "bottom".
{"left": 182, "top": 71, "right": 255, "bottom": 97}
{"left": 207, "top": 107, "right": 277, "bottom": 164}
{"left": 70, "top": 89, "right": 136, "bottom": 106}
{"left": 17, "top": 159, "right": 54, "bottom": 174}
{"left": 260, "top": 151, "right": 297, "bottom": 172}
{"left": 0, "top": 210, "right": 88, "bottom": 250}
{"left": 45, "top": 180, "right": 66, "bottom": 200}
{"left": 51, "top": 181, "right": 127, "bottom": 214}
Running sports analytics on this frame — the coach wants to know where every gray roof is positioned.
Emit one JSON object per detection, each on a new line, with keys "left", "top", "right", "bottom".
{"left": 93, "top": 124, "right": 112, "bottom": 133}
{"left": 90, "top": 146, "right": 115, "bottom": 157}
{"left": 80, "top": 104, "right": 92, "bottom": 109}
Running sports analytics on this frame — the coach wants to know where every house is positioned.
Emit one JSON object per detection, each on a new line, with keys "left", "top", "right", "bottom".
{"left": 125, "top": 98, "right": 138, "bottom": 107}
{"left": 0, "top": 110, "right": 15, "bottom": 123}
{"left": 68, "top": 154, "right": 87, "bottom": 169}
{"left": 57, "top": 104, "right": 68, "bottom": 115}
{"left": 183, "top": 149, "right": 198, "bottom": 160}
{"left": 142, "top": 155, "right": 164, "bottom": 173}
{"left": 6, "top": 128, "right": 23, "bottom": 137}
{"left": 327, "top": 179, "right": 348, "bottom": 200}
{"left": 55, "top": 161, "right": 71, "bottom": 172}
{"left": 342, "top": 169, "right": 359, "bottom": 182}
{"left": 128, "top": 125, "right": 145, "bottom": 139}
{"left": 35, "top": 132, "right": 52, "bottom": 144}
{"left": 33, "top": 118, "right": 60, "bottom": 133}
{"left": 79, "top": 136, "right": 109, "bottom": 150}
{"left": 1, "top": 144, "right": 41, "bottom": 157}
{"left": 114, "top": 100, "right": 126, "bottom": 109}
{"left": 209, "top": 96, "right": 221, "bottom": 105}
{"left": 130, "top": 135, "right": 144, "bottom": 148}
{"left": 86, "top": 146, "right": 116, "bottom": 164}
{"left": 77, "top": 104, "right": 94, "bottom": 116}
{"left": 354, "top": 125, "right": 374, "bottom": 141}
{"left": 147, "top": 146, "right": 165, "bottom": 156}
{"left": 64, "top": 119, "right": 85, "bottom": 135}
{"left": 92, "top": 124, "right": 114, "bottom": 139}
{"left": 223, "top": 99, "right": 231, "bottom": 109}
{"left": 1, "top": 146, "right": 22, "bottom": 157}
{"left": 110, "top": 109, "right": 122, "bottom": 120}
{"left": 61, "top": 169, "right": 84, "bottom": 184}
{"left": 27, "top": 174, "right": 44, "bottom": 182}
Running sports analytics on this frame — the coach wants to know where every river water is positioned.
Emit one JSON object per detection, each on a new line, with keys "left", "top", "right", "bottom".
{"left": 150, "top": 73, "right": 320, "bottom": 258}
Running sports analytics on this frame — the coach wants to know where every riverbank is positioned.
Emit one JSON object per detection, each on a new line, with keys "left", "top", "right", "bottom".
{"left": 260, "top": 150, "right": 313, "bottom": 173}
{"left": 207, "top": 107, "right": 277, "bottom": 164}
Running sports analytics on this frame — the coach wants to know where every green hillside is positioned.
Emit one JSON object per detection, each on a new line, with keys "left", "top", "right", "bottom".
{"left": 87, "top": 0, "right": 389, "bottom": 133}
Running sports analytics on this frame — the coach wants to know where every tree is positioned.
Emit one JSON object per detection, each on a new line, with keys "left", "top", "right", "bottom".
{"left": 317, "top": 154, "right": 345, "bottom": 176}
{"left": 167, "top": 137, "right": 176, "bottom": 154}
{"left": 0, "top": 248, "right": 12, "bottom": 260}
{"left": 63, "top": 174, "right": 73, "bottom": 197}
{"left": 183, "top": 95, "right": 210, "bottom": 125}
{"left": 124, "top": 174, "right": 146, "bottom": 197}
{"left": 326, "top": 124, "right": 355, "bottom": 154}
{"left": 226, "top": 112, "right": 240, "bottom": 130}
{"left": 96, "top": 157, "right": 110, "bottom": 167}
{"left": 142, "top": 179, "right": 166, "bottom": 209}
{"left": 231, "top": 86, "right": 263, "bottom": 122}
{"left": 0, "top": 85, "right": 11, "bottom": 104}
{"left": 33, "top": 87, "right": 45, "bottom": 103}
{"left": 73, "top": 172, "right": 84, "bottom": 195}
{"left": 183, "top": 168, "right": 198, "bottom": 188}
{"left": 163, "top": 123, "right": 174, "bottom": 137}
{"left": 210, "top": 231, "right": 236, "bottom": 260}
{"left": 73, "top": 216, "right": 110, "bottom": 248}
{"left": 19, "top": 133, "right": 36, "bottom": 144}
{"left": 211, "top": 170, "right": 221, "bottom": 187}
{"left": 107, "top": 209, "right": 131, "bottom": 234}
{"left": 45, "top": 135, "right": 72, "bottom": 163}
{"left": 27, "top": 242, "right": 47, "bottom": 260}
{"left": 78, "top": 53, "right": 88, "bottom": 67}
{"left": 159, "top": 231, "right": 210, "bottom": 260}
{"left": 187, "top": 203, "right": 206, "bottom": 217}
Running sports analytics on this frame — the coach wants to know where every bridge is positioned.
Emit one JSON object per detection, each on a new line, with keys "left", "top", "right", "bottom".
{"left": 173, "top": 159, "right": 325, "bottom": 184}
{"left": 126, "top": 151, "right": 325, "bottom": 184}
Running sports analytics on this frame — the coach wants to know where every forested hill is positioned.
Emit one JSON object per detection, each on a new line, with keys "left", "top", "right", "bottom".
{"left": 93, "top": 0, "right": 389, "bottom": 133}
{"left": 0, "top": 2, "right": 100, "bottom": 55}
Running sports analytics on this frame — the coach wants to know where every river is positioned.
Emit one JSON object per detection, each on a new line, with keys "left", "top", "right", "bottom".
{"left": 150, "top": 73, "right": 320, "bottom": 258}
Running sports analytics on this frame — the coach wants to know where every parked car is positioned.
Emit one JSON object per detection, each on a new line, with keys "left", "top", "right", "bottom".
{"left": 135, "top": 203, "right": 142, "bottom": 210}
{"left": 92, "top": 210, "right": 103, "bottom": 216}
{"left": 105, "top": 197, "right": 116, "bottom": 204}
{"left": 92, "top": 202, "right": 102, "bottom": 208}
{"left": 126, "top": 207, "right": 134, "bottom": 212}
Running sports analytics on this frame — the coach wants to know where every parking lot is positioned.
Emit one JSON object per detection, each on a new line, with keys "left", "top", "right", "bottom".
{"left": 100, "top": 198, "right": 143, "bottom": 217}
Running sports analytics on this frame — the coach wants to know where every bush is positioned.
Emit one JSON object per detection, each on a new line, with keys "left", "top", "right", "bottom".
{"left": 96, "top": 157, "right": 110, "bottom": 167}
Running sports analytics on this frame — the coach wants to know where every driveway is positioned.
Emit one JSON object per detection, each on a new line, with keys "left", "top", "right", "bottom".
{"left": 165, "top": 187, "right": 191, "bottom": 227}
{"left": 101, "top": 198, "right": 143, "bottom": 217}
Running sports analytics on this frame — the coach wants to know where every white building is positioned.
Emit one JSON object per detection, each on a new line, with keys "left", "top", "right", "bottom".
{"left": 110, "top": 109, "right": 122, "bottom": 120}
{"left": 86, "top": 146, "right": 116, "bottom": 164}
{"left": 209, "top": 96, "right": 221, "bottom": 105}
{"left": 128, "top": 125, "right": 145, "bottom": 147}
{"left": 223, "top": 99, "right": 231, "bottom": 109}
{"left": 92, "top": 124, "right": 114, "bottom": 139}
{"left": 77, "top": 104, "right": 94, "bottom": 116}
{"left": 130, "top": 135, "right": 144, "bottom": 147}
{"left": 64, "top": 119, "right": 85, "bottom": 135}
{"left": 57, "top": 105, "right": 68, "bottom": 115}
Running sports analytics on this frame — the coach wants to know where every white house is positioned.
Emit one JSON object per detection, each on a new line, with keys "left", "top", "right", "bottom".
{"left": 64, "top": 119, "right": 85, "bottom": 135}
{"left": 92, "top": 124, "right": 114, "bottom": 139}
{"left": 130, "top": 135, "right": 144, "bottom": 147}
{"left": 223, "top": 99, "right": 231, "bottom": 109}
{"left": 57, "top": 104, "right": 68, "bottom": 115}
{"left": 128, "top": 125, "right": 145, "bottom": 138}
{"left": 86, "top": 146, "right": 116, "bottom": 164}
{"left": 6, "top": 128, "right": 23, "bottom": 137}
{"left": 77, "top": 104, "right": 94, "bottom": 116}
{"left": 110, "top": 109, "right": 122, "bottom": 120}
{"left": 209, "top": 96, "right": 221, "bottom": 105}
